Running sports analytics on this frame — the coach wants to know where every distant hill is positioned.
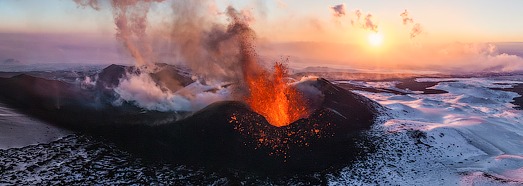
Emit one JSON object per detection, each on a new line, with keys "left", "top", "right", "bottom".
{"left": 3, "top": 58, "right": 21, "bottom": 64}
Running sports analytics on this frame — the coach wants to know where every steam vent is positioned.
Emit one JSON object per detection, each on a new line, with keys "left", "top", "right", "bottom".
{"left": 0, "top": 64, "right": 383, "bottom": 174}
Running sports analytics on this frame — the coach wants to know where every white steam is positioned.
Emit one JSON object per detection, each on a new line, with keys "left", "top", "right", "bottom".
{"left": 114, "top": 72, "right": 232, "bottom": 112}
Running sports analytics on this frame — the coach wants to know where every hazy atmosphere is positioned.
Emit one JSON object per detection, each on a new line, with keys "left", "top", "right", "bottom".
{"left": 2, "top": 0, "right": 523, "bottom": 72}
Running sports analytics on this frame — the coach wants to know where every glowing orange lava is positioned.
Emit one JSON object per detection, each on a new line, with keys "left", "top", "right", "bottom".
{"left": 245, "top": 63, "right": 309, "bottom": 127}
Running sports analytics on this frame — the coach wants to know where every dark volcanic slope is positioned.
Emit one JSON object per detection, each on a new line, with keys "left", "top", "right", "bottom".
{"left": 0, "top": 71, "right": 383, "bottom": 173}
{"left": 491, "top": 83, "right": 523, "bottom": 110}
{"left": 395, "top": 78, "right": 451, "bottom": 94}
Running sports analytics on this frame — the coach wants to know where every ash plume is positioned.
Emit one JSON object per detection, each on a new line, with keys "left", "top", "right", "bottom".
{"left": 73, "top": 0, "right": 261, "bottom": 82}
{"left": 168, "top": 0, "right": 260, "bottom": 84}
{"left": 400, "top": 9, "right": 423, "bottom": 38}
{"left": 330, "top": 4, "right": 346, "bottom": 18}
{"left": 351, "top": 10, "right": 378, "bottom": 33}
{"left": 111, "top": 0, "right": 164, "bottom": 67}
{"left": 74, "top": 0, "right": 165, "bottom": 67}
{"left": 74, "top": 0, "right": 270, "bottom": 112}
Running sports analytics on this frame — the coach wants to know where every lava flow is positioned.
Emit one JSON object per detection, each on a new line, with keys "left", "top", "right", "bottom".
{"left": 245, "top": 63, "right": 309, "bottom": 127}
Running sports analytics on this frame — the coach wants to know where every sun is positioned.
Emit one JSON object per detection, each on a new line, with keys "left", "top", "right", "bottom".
{"left": 368, "top": 32, "right": 384, "bottom": 47}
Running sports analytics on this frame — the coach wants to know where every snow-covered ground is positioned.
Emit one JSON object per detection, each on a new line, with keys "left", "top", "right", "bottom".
{"left": 331, "top": 77, "right": 523, "bottom": 185}
{"left": 0, "top": 103, "right": 70, "bottom": 150}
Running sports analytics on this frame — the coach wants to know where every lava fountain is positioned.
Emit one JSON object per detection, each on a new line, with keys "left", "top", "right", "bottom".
{"left": 245, "top": 63, "right": 310, "bottom": 127}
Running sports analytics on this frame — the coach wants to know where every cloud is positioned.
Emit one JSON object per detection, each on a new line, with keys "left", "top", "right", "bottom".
{"left": 275, "top": 0, "right": 287, "bottom": 8}
{"left": 400, "top": 9, "right": 423, "bottom": 39}
{"left": 73, "top": 0, "right": 101, "bottom": 10}
{"left": 308, "top": 18, "right": 324, "bottom": 32}
{"left": 363, "top": 14, "right": 378, "bottom": 32}
{"left": 410, "top": 23, "right": 423, "bottom": 38}
{"left": 330, "top": 4, "right": 346, "bottom": 18}
{"left": 350, "top": 10, "right": 378, "bottom": 33}
{"left": 400, "top": 10, "right": 413, "bottom": 25}
{"left": 350, "top": 10, "right": 361, "bottom": 26}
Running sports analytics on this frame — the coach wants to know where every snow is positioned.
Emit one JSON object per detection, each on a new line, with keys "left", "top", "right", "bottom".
{"left": 330, "top": 77, "right": 523, "bottom": 184}
{"left": 0, "top": 103, "right": 70, "bottom": 150}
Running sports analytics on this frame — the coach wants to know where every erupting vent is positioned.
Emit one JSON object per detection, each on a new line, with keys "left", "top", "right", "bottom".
{"left": 245, "top": 63, "right": 310, "bottom": 127}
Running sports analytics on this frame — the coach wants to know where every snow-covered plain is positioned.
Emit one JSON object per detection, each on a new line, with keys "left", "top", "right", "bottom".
{"left": 330, "top": 77, "right": 523, "bottom": 185}
{"left": 0, "top": 103, "right": 70, "bottom": 150}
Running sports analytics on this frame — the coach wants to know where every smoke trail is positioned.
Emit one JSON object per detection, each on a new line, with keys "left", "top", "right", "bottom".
{"left": 74, "top": 0, "right": 165, "bottom": 67}
{"left": 330, "top": 4, "right": 346, "bottom": 18}
{"left": 275, "top": 0, "right": 287, "bottom": 8}
{"left": 410, "top": 23, "right": 422, "bottom": 38}
{"left": 351, "top": 10, "right": 378, "bottom": 32}
{"left": 111, "top": 0, "right": 165, "bottom": 67}
{"left": 308, "top": 18, "right": 324, "bottom": 32}
{"left": 350, "top": 10, "right": 361, "bottom": 26}
{"left": 73, "top": 0, "right": 100, "bottom": 10}
{"left": 400, "top": 9, "right": 423, "bottom": 39}
{"left": 363, "top": 14, "right": 378, "bottom": 32}
{"left": 400, "top": 10, "right": 413, "bottom": 25}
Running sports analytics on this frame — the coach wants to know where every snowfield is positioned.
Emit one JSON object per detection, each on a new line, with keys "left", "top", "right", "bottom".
{"left": 332, "top": 77, "right": 523, "bottom": 185}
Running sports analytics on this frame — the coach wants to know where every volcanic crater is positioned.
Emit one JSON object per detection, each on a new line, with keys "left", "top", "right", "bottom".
{"left": 0, "top": 63, "right": 384, "bottom": 174}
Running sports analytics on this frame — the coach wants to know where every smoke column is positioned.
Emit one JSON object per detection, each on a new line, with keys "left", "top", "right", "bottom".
{"left": 75, "top": 0, "right": 166, "bottom": 67}
{"left": 111, "top": 0, "right": 165, "bottom": 67}
{"left": 167, "top": 0, "right": 260, "bottom": 84}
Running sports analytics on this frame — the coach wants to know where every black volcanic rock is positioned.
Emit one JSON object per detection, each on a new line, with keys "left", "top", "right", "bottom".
{"left": 96, "top": 64, "right": 129, "bottom": 89}
{"left": 0, "top": 74, "right": 383, "bottom": 174}
{"left": 149, "top": 63, "right": 193, "bottom": 92}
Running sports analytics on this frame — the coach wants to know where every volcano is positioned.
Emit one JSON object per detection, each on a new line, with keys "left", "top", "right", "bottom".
{"left": 0, "top": 64, "right": 383, "bottom": 173}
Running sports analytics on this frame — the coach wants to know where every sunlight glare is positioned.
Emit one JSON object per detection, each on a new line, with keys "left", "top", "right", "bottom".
{"left": 368, "top": 32, "right": 384, "bottom": 47}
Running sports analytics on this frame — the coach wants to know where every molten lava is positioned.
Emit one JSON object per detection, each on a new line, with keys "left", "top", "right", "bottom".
{"left": 245, "top": 63, "right": 309, "bottom": 127}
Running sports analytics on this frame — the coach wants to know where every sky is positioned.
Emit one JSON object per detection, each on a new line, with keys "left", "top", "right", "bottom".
{"left": 1, "top": 0, "right": 523, "bottom": 72}
{"left": 1, "top": 0, "right": 522, "bottom": 42}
